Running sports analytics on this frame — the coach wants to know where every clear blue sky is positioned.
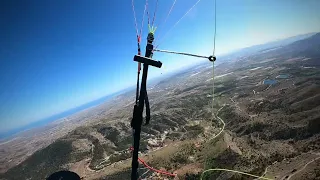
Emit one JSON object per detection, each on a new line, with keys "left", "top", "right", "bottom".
{"left": 0, "top": 0, "right": 319, "bottom": 133}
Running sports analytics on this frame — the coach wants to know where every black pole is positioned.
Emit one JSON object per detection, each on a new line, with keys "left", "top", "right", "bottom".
{"left": 131, "top": 32, "right": 156, "bottom": 180}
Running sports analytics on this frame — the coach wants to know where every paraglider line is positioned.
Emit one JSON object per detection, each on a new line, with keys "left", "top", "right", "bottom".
{"left": 155, "top": 0, "right": 202, "bottom": 48}
{"left": 139, "top": 0, "right": 148, "bottom": 38}
{"left": 131, "top": 0, "right": 139, "bottom": 36}
{"left": 200, "top": 168, "right": 274, "bottom": 180}
{"left": 151, "top": 0, "right": 159, "bottom": 27}
{"left": 155, "top": 0, "right": 177, "bottom": 38}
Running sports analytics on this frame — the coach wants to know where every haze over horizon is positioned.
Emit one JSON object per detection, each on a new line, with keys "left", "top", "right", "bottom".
{"left": 1, "top": 0, "right": 320, "bottom": 133}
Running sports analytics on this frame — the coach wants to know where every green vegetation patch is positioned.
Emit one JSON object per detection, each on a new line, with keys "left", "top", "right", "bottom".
{"left": 96, "top": 125, "right": 120, "bottom": 143}
{"left": 109, "top": 152, "right": 131, "bottom": 164}
{"left": 89, "top": 139, "right": 106, "bottom": 170}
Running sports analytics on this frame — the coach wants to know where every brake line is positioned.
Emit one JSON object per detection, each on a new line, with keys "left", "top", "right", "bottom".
{"left": 129, "top": 147, "right": 177, "bottom": 177}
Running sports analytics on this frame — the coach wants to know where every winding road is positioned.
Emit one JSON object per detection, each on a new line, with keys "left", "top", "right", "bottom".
{"left": 284, "top": 156, "right": 320, "bottom": 180}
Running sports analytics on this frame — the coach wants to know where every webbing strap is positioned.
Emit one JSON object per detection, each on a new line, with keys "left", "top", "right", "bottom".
{"left": 144, "top": 91, "right": 150, "bottom": 125}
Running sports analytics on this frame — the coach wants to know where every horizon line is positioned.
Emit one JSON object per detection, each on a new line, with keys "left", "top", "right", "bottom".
{"left": 2, "top": 31, "right": 317, "bottom": 139}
